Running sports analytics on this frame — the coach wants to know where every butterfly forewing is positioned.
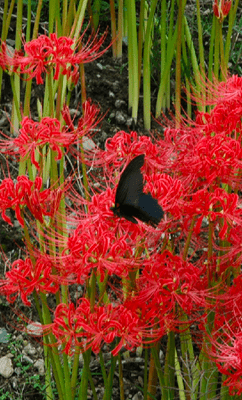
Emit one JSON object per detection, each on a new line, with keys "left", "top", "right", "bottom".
{"left": 115, "top": 154, "right": 145, "bottom": 206}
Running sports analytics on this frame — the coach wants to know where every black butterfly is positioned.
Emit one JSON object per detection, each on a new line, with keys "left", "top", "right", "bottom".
{"left": 111, "top": 154, "right": 164, "bottom": 227}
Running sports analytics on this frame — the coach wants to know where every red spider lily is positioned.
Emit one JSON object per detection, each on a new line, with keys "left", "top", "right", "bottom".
{"left": 209, "top": 298, "right": 242, "bottom": 395}
{"left": 144, "top": 173, "right": 184, "bottom": 218}
{"left": 52, "top": 299, "right": 145, "bottom": 356}
{"left": 0, "top": 256, "right": 59, "bottom": 306}
{"left": 13, "top": 30, "right": 109, "bottom": 84}
{"left": 182, "top": 188, "right": 241, "bottom": 239}
{"left": 62, "top": 99, "right": 103, "bottom": 139}
{"left": 194, "top": 134, "right": 242, "bottom": 184}
{"left": 220, "top": 226, "right": 242, "bottom": 268}
{"left": 102, "top": 130, "right": 172, "bottom": 172}
{"left": 0, "top": 41, "right": 11, "bottom": 71}
{"left": 0, "top": 176, "right": 62, "bottom": 226}
{"left": 0, "top": 116, "right": 76, "bottom": 169}
{"left": 63, "top": 190, "right": 145, "bottom": 282}
{"left": 213, "top": 0, "right": 232, "bottom": 21}
{"left": 192, "top": 76, "right": 242, "bottom": 139}
{"left": 177, "top": 133, "right": 242, "bottom": 188}
{"left": 196, "top": 106, "right": 242, "bottom": 141}
{"left": 163, "top": 128, "right": 242, "bottom": 190}
{"left": 134, "top": 251, "right": 208, "bottom": 320}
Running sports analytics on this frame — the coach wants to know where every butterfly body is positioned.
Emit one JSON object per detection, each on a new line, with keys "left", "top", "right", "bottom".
{"left": 111, "top": 154, "right": 164, "bottom": 227}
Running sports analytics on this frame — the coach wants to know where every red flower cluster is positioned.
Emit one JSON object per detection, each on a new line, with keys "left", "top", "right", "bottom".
{"left": 134, "top": 251, "right": 208, "bottom": 322}
{"left": 52, "top": 299, "right": 144, "bottom": 356}
{"left": 62, "top": 187, "right": 147, "bottom": 283}
{"left": 210, "top": 287, "right": 242, "bottom": 395}
{"left": 1, "top": 74, "right": 242, "bottom": 395}
{"left": 12, "top": 31, "right": 108, "bottom": 84}
{"left": 0, "top": 256, "right": 59, "bottom": 306}
{"left": 11, "top": 116, "right": 72, "bottom": 168}
{"left": 0, "top": 176, "right": 61, "bottom": 226}
{"left": 0, "top": 99, "right": 101, "bottom": 168}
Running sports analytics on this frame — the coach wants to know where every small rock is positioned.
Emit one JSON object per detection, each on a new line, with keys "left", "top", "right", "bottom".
{"left": 26, "top": 322, "right": 43, "bottom": 336}
{"left": 22, "top": 355, "right": 34, "bottom": 364}
{"left": 0, "top": 354, "right": 14, "bottom": 378}
{"left": 15, "top": 367, "right": 22, "bottom": 376}
{"left": 11, "top": 376, "right": 19, "bottom": 389}
{"left": 0, "top": 328, "right": 10, "bottom": 343}
{"left": 126, "top": 117, "right": 135, "bottom": 127}
{"left": 96, "top": 63, "right": 103, "bottom": 70}
{"left": 115, "top": 111, "right": 126, "bottom": 124}
{"left": 112, "top": 81, "right": 120, "bottom": 92}
{"left": 109, "top": 112, "right": 116, "bottom": 119}
{"left": 34, "top": 359, "right": 45, "bottom": 376}
{"left": 109, "top": 91, "right": 115, "bottom": 98}
{"left": 132, "top": 391, "right": 144, "bottom": 400}
{"left": 137, "top": 375, "right": 143, "bottom": 387}
{"left": 115, "top": 99, "right": 126, "bottom": 108}
{"left": 23, "top": 342, "right": 36, "bottom": 356}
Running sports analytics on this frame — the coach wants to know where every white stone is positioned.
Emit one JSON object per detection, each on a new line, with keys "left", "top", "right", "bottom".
{"left": 0, "top": 355, "right": 14, "bottom": 378}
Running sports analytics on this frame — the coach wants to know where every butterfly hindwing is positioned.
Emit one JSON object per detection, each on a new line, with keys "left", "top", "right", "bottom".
{"left": 132, "top": 193, "right": 164, "bottom": 227}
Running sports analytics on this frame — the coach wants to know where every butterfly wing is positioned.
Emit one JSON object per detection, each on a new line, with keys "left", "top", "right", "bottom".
{"left": 112, "top": 154, "right": 164, "bottom": 226}
{"left": 114, "top": 154, "right": 145, "bottom": 207}
{"left": 131, "top": 192, "right": 164, "bottom": 227}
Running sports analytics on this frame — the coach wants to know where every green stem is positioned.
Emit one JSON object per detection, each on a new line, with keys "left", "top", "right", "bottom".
{"left": 143, "top": 347, "right": 148, "bottom": 400}
{"left": 183, "top": 217, "right": 196, "bottom": 260}
{"left": 109, "top": 0, "right": 117, "bottom": 57}
{"left": 10, "top": 75, "right": 21, "bottom": 124}
{"left": 103, "top": 353, "right": 118, "bottom": 400}
{"left": 81, "top": 349, "right": 98, "bottom": 400}
{"left": 0, "top": 0, "right": 9, "bottom": 102}
{"left": 118, "top": 352, "right": 125, "bottom": 400}
{"left": 39, "top": 292, "right": 66, "bottom": 399}
{"left": 150, "top": 345, "right": 165, "bottom": 393}
{"left": 175, "top": 0, "right": 185, "bottom": 124}
{"left": 116, "top": 0, "right": 123, "bottom": 59}
{"left": 138, "top": 0, "right": 145, "bottom": 93}
{"left": 143, "top": 0, "right": 159, "bottom": 130}
{"left": 79, "top": 137, "right": 90, "bottom": 201}
{"left": 174, "top": 348, "right": 186, "bottom": 400}
{"left": 99, "top": 350, "right": 108, "bottom": 387}
{"left": 48, "top": 72, "right": 55, "bottom": 118}
{"left": 156, "top": 22, "right": 178, "bottom": 117}
{"left": 208, "top": 15, "right": 216, "bottom": 84}
{"left": 224, "top": 0, "right": 240, "bottom": 66}
{"left": 72, "top": 0, "right": 89, "bottom": 39}
{"left": 164, "top": 331, "right": 175, "bottom": 400}
{"left": 213, "top": 18, "right": 220, "bottom": 79}
{"left": 5, "top": 0, "right": 15, "bottom": 38}
{"left": 126, "top": 0, "right": 139, "bottom": 123}
{"left": 183, "top": 16, "right": 203, "bottom": 111}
